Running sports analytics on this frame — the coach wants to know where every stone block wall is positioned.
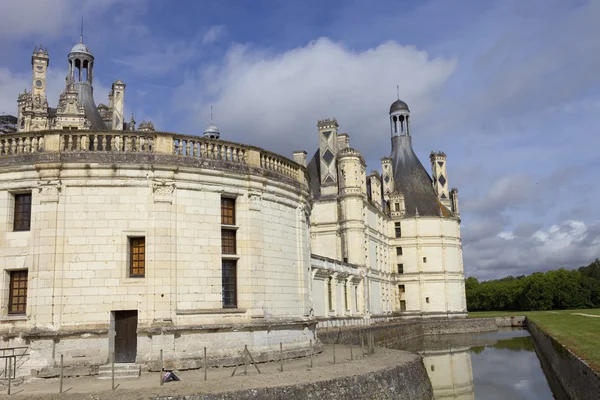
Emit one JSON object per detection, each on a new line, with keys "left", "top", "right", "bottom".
{"left": 528, "top": 320, "right": 600, "bottom": 400}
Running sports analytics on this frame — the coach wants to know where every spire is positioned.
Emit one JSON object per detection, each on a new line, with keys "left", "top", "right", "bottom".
{"left": 204, "top": 106, "right": 220, "bottom": 139}
{"left": 396, "top": 84, "right": 400, "bottom": 100}
{"left": 80, "top": 17, "right": 84, "bottom": 43}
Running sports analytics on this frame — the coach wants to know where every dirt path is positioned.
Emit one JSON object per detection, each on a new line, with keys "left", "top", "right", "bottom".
{"left": 571, "top": 313, "right": 600, "bottom": 318}
{"left": 0, "top": 344, "right": 418, "bottom": 400}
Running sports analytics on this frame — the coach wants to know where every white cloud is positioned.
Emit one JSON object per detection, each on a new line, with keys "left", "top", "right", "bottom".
{"left": 465, "top": 219, "right": 600, "bottom": 280}
{"left": 174, "top": 38, "right": 457, "bottom": 159}
{"left": 0, "top": 0, "right": 140, "bottom": 40}
{"left": 202, "top": 25, "right": 226, "bottom": 45}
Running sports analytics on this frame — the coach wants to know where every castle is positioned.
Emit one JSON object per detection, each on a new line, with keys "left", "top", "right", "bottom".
{"left": 0, "top": 37, "right": 465, "bottom": 375}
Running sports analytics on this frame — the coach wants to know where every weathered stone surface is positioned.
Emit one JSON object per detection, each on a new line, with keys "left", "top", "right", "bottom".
{"left": 151, "top": 355, "right": 433, "bottom": 400}
{"left": 529, "top": 320, "right": 600, "bottom": 400}
{"left": 317, "top": 318, "right": 498, "bottom": 347}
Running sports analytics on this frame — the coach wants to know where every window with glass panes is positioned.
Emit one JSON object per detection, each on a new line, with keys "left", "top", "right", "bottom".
{"left": 395, "top": 222, "right": 401, "bottom": 238}
{"left": 222, "top": 260, "right": 237, "bottom": 308}
{"left": 129, "top": 237, "right": 145, "bottom": 277}
{"left": 221, "top": 229, "right": 236, "bottom": 254}
{"left": 9, "top": 270, "right": 28, "bottom": 314}
{"left": 221, "top": 198, "right": 235, "bottom": 225}
{"left": 13, "top": 193, "right": 32, "bottom": 231}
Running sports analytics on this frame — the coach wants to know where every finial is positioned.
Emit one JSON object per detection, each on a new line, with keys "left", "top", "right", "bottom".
{"left": 210, "top": 105, "right": 213, "bottom": 122}
{"left": 396, "top": 85, "right": 399, "bottom": 100}
{"left": 80, "top": 17, "right": 84, "bottom": 43}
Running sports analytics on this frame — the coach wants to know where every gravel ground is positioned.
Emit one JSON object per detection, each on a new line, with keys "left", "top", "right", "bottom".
{"left": 0, "top": 345, "right": 419, "bottom": 400}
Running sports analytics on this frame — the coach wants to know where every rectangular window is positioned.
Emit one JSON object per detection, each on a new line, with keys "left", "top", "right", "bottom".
{"left": 396, "top": 247, "right": 403, "bottom": 256}
{"left": 344, "top": 284, "right": 349, "bottom": 311}
{"left": 399, "top": 284, "right": 405, "bottom": 293}
{"left": 129, "top": 237, "right": 145, "bottom": 277}
{"left": 221, "top": 229, "right": 236, "bottom": 254}
{"left": 397, "top": 263, "right": 404, "bottom": 274}
{"left": 222, "top": 260, "right": 237, "bottom": 308}
{"left": 13, "top": 193, "right": 32, "bottom": 231}
{"left": 328, "top": 278, "right": 333, "bottom": 311}
{"left": 394, "top": 202, "right": 400, "bottom": 212}
{"left": 395, "top": 222, "right": 401, "bottom": 238}
{"left": 426, "top": 297, "right": 430, "bottom": 304}
{"left": 9, "top": 270, "right": 28, "bottom": 314}
{"left": 221, "top": 198, "right": 235, "bottom": 225}
{"left": 400, "top": 300, "right": 406, "bottom": 311}
{"left": 423, "top": 257, "right": 427, "bottom": 263}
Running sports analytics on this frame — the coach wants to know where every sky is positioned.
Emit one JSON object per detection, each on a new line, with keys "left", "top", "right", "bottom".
{"left": 0, "top": 0, "right": 598, "bottom": 280}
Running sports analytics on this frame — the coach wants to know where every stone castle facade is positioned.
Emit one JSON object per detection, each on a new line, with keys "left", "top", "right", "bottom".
{"left": 0, "top": 38, "right": 465, "bottom": 376}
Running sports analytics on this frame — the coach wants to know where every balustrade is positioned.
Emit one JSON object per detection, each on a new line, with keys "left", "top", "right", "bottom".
{"left": 60, "top": 132, "right": 155, "bottom": 152}
{"left": 0, "top": 131, "right": 303, "bottom": 182}
{"left": 172, "top": 135, "right": 247, "bottom": 164}
{"left": 0, "top": 134, "right": 44, "bottom": 155}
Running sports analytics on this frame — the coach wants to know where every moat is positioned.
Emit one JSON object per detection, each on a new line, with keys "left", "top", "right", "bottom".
{"left": 394, "top": 328, "right": 565, "bottom": 400}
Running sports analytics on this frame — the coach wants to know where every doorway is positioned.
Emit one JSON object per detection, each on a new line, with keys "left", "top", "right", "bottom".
{"left": 113, "top": 310, "right": 138, "bottom": 363}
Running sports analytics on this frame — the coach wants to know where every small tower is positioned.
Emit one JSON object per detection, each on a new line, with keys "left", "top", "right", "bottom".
{"left": 337, "top": 147, "right": 366, "bottom": 265}
{"left": 31, "top": 45, "right": 49, "bottom": 99}
{"left": 110, "top": 80, "right": 126, "bottom": 130}
{"left": 381, "top": 157, "right": 394, "bottom": 201}
{"left": 389, "top": 94, "right": 410, "bottom": 138}
{"left": 450, "top": 188, "right": 460, "bottom": 216}
{"left": 317, "top": 118, "right": 339, "bottom": 196}
{"left": 204, "top": 107, "right": 220, "bottom": 139}
{"left": 430, "top": 151, "right": 451, "bottom": 208}
{"left": 68, "top": 38, "right": 94, "bottom": 85}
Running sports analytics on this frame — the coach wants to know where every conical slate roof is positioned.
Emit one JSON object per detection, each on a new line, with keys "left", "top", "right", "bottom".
{"left": 390, "top": 135, "right": 450, "bottom": 217}
{"left": 75, "top": 82, "right": 106, "bottom": 130}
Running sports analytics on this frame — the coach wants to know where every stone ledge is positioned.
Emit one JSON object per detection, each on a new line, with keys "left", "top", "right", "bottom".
{"left": 175, "top": 308, "right": 247, "bottom": 315}
{"left": 150, "top": 350, "right": 433, "bottom": 400}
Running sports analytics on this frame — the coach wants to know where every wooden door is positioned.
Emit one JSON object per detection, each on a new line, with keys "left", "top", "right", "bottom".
{"left": 114, "top": 310, "right": 138, "bottom": 363}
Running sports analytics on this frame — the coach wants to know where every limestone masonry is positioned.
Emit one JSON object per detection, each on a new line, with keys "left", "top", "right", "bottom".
{"left": 0, "top": 38, "right": 466, "bottom": 375}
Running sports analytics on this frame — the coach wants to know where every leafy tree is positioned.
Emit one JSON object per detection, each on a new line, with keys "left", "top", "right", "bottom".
{"left": 465, "top": 259, "right": 600, "bottom": 311}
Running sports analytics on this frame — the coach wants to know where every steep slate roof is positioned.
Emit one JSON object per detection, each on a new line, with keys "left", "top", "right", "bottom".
{"left": 390, "top": 135, "right": 452, "bottom": 217}
{"left": 306, "top": 149, "right": 322, "bottom": 199}
{"left": 76, "top": 83, "right": 107, "bottom": 130}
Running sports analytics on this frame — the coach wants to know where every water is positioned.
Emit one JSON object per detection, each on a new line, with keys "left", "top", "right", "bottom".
{"left": 393, "top": 329, "right": 565, "bottom": 400}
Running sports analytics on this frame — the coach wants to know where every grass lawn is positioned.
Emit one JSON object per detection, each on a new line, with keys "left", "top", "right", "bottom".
{"left": 469, "top": 309, "right": 600, "bottom": 372}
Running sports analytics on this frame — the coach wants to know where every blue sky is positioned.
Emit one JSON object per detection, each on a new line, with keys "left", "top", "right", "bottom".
{"left": 1, "top": 0, "right": 599, "bottom": 280}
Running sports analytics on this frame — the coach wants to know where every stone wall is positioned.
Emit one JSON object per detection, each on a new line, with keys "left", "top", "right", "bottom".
{"left": 318, "top": 318, "right": 498, "bottom": 346}
{"left": 528, "top": 320, "right": 600, "bottom": 400}
{"left": 495, "top": 316, "right": 527, "bottom": 327}
{"left": 151, "top": 354, "right": 433, "bottom": 400}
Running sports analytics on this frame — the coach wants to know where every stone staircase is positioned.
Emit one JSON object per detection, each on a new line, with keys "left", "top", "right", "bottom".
{"left": 97, "top": 363, "right": 141, "bottom": 379}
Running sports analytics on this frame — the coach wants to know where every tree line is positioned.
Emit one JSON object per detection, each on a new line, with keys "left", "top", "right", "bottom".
{"left": 466, "top": 259, "right": 600, "bottom": 311}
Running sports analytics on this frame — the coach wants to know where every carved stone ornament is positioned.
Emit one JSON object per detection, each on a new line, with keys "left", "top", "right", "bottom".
{"left": 38, "top": 183, "right": 61, "bottom": 203}
{"left": 152, "top": 182, "right": 175, "bottom": 203}
{"left": 248, "top": 190, "right": 263, "bottom": 211}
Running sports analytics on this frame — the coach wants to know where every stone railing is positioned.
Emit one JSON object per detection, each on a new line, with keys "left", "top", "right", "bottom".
{"left": 173, "top": 134, "right": 247, "bottom": 163}
{"left": 0, "top": 133, "right": 45, "bottom": 155}
{"left": 0, "top": 130, "right": 306, "bottom": 184}
{"left": 60, "top": 132, "right": 155, "bottom": 152}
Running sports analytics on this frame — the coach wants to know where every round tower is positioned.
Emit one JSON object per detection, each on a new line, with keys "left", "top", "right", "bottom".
{"left": 204, "top": 107, "right": 221, "bottom": 139}
{"left": 66, "top": 34, "right": 106, "bottom": 129}
{"left": 337, "top": 148, "right": 366, "bottom": 265}
{"left": 389, "top": 99, "right": 410, "bottom": 138}
{"left": 68, "top": 37, "right": 94, "bottom": 84}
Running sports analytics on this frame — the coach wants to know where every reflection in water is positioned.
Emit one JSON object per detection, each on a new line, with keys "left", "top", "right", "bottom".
{"left": 422, "top": 349, "right": 474, "bottom": 400}
{"left": 393, "top": 329, "right": 559, "bottom": 400}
